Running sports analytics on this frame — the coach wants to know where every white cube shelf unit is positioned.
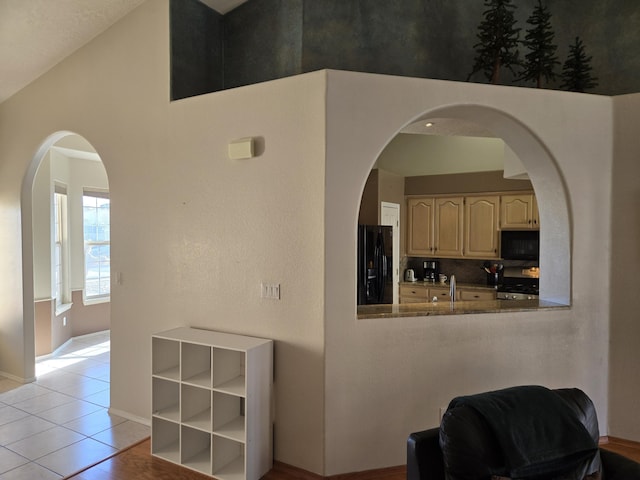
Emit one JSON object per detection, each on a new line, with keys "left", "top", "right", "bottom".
{"left": 151, "top": 327, "right": 273, "bottom": 480}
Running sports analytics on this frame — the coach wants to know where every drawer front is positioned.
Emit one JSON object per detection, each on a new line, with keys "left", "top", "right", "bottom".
{"left": 400, "top": 285, "right": 428, "bottom": 300}
{"left": 429, "top": 286, "right": 462, "bottom": 301}
{"left": 400, "top": 296, "right": 427, "bottom": 304}
{"left": 460, "top": 289, "right": 496, "bottom": 301}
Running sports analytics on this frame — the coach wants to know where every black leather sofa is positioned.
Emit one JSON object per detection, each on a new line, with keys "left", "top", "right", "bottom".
{"left": 407, "top": 386, "right": 640, "bottom": 480}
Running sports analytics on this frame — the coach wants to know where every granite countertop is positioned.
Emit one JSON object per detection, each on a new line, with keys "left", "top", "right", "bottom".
{"left": 357, "top": 299, "right": 567, "bottom": 319}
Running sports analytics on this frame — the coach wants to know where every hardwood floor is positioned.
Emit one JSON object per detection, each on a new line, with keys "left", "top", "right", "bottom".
{"left": 600, "top": 436, "right": 640, "bottom": 463}
{"left": 66, "top": 437, "right": 640, "bottom": 480}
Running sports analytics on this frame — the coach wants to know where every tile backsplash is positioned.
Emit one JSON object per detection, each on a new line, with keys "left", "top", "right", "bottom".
{"left": 402, "top": 257, "right": 538, "bottom": 285}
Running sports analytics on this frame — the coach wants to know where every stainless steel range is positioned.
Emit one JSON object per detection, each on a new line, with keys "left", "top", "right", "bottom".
{"left": 497, "top": 266, "right": 539, "bottom": 300}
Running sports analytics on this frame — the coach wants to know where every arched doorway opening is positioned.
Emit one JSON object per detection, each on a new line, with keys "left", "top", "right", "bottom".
{"left": 21, "top": 131, "right": 111, "bottom": 380}
{"left": 353, "top": 104, "right": 571, "bottom": 309}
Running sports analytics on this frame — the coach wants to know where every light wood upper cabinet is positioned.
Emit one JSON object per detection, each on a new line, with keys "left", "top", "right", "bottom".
{"left": 407, "top": 197, "right": 435, "bottom": 255}
{"left": 406, "top": 191, "right": 539, "bottom": 259}
{"left": 465, "top": 195, "right": 500, "bottom": 258}
{"left": 434, "top": 197, "right": 464, "bottom": 257}
{"left": 501, "top": 193, "right": 540, "bottom": 229}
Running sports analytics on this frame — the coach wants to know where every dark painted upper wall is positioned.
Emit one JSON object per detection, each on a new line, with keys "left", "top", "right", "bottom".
{"left": 170, "top": 0, "right": 224, "bottom": 100}
{"left": 299, "top": 0, "right": 640, "bottom": 94}
{"left": 224, "top": 0, "right": 303, "bottom": 90}
{"left": 171, "top": 0, "right": 640, "bottom": 100}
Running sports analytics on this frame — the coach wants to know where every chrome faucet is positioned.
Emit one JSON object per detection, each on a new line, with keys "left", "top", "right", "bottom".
{"left": 449, "top": 274, "right": 457, "bottom": 302}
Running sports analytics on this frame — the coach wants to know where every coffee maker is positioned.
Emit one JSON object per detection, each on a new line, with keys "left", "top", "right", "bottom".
{"left": 423, "top": 260, "right": 439, "bottom": 282}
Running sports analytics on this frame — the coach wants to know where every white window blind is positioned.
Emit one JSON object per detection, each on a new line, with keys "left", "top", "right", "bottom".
{"left": 83, "top": 190, "right": 110, "bottom": 300}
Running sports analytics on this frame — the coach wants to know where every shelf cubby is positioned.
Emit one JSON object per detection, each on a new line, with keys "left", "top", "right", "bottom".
{"left": 152, "top": 337, "right": 180, "bottom": 380}
{"left": 181, "top": 425, "right": 212, "bottom": 475}
{"left": 152, "top": 377, "right": 180, "bottom": 422}
{"left": 212, "top": 436, "right": 245, "bottom": 480}
{"left": 151, "top": 327, "right": 272, "bottom": 480}
{"left": 151, "top": 417, "right": 180, "bottom": 464}
{"left": 182, "top": 343, "right": 212, "bottom": 387}
{"left": 213, "top": 392, "right": 245, "bottom": 443}
{"left": 181, "top": 384, "right": 212, "bottom": 431}
{"left": 213, "top": 348, "right": 245, "bottom": 396}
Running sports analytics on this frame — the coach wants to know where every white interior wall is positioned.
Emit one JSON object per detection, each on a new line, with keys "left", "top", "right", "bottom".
{"left": 32, "top": 153, "right": 52, "bottom": 300}
{"left": 323, "top": 70, "right": 612, "bottom": 475}
{"left": 1, "top": 0, "right": 638, "bottom": 477}
{"left": 609, "top": 93, "right": 640, "bottom": 440}
{"left": 0, "top": 1, "right": 327, "bottom": 473}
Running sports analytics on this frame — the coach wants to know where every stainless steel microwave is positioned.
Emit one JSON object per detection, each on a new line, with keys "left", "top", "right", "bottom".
{"left": 501, "top": 230, "right": 539, "bottom": 260}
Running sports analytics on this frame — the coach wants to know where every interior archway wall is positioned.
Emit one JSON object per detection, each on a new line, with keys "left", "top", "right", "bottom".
{"left": 21, "top": 130, "right": 107, "bottom": 377}
{"left": 323, "top": 70, "right": 611, "bottom": 475}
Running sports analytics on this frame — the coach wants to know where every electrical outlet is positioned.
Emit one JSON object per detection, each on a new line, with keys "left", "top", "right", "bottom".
{"left": 261, "top": 283, "right": 281, "bottom": 300}
{"left": 63, "top": 316, "right": 67, "bottom": 327}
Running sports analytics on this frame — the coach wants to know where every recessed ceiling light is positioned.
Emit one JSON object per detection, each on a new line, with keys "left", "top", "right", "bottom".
{"left": 425, "top": 122, "right": 434, "bottom": 128}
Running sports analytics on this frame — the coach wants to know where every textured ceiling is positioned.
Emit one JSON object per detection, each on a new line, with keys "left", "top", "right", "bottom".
{"left": 401, "top": 117, "right": 496, "bottom": 137}
{"left": 0, "top": 0, "right": 247, "bottom": 104}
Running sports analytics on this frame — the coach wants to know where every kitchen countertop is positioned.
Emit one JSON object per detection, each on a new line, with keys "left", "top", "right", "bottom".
{"left": 358, "top": 298, "right": 567, "bottom": 319}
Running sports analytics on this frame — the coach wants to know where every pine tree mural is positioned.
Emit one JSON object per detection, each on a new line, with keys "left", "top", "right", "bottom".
{"left": 467, "top": 0, "right": 521, "bottom": 84}
{"left": 560, "top": 37, "right": 599, "bottom": 92}
{"left": 519, "top": 0, "right": 559, "bottom": 88}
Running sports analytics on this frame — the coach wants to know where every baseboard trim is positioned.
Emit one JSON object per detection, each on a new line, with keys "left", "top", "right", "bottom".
{"left": 601, "top": 436, "right": 640, "bottom": 448}
{"left": 36, "top": 329, "right": 110, "bottom": 361}
{"left": 108, "top": 408, "right": 151, "bottom": 427}
{"left": 269, "top": 461, "right": 323, "bottom": 479}
{"left": 268, "top": 461, "right": 406, "bottom": 479}
{"left": 0, "top": 370, "right": 36, "bottom": 384}
{"left": 328, "top": 465, "right": 406, "bottom": 479}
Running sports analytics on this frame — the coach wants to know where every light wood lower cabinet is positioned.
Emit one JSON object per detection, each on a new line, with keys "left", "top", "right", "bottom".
{"left": 429, "top": 285, "right": 460, "bottom": 301}
{"left": 459, "top": 288, "right": 497, "bottom": 301}
{"left": 151, "top": 327, "right": 273, "bottom": 480}
{"left": 400, "top": 284, "right": 430, "bottom": 303}
{"left": 400, "top": 284, "right": 495, "bottom": 303}
{"left": 400, "top": 284, "right": 459, "bottom": 302}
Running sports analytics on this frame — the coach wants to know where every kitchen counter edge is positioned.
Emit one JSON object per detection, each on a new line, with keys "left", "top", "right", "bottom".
{"left": 357, "top": 299, "right": 568, "bottom": 319}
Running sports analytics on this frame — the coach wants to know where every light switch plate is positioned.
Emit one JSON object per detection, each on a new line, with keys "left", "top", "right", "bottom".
{"left": 261, "top": 282, "right": 280, "bottom": 300}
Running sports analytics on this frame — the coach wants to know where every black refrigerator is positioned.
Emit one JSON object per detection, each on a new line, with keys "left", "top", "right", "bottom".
{"left": 357, "top": 225, "right": 393, "bottom": 305}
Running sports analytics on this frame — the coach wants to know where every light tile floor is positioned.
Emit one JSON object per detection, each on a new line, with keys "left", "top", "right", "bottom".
{"left": 0, "top": 331, "right": 150, "bottom": 479}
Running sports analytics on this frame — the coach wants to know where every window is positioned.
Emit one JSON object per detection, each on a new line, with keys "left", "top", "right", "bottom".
{"left": 54, "top": 186, "right": 69, "bottom": 308}
{"left": 83, "top": 191, "right": 110, "bottom": 300}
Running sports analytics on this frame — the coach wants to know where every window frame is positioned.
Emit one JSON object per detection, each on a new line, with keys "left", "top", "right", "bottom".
{"left": 53, "top": 184, "right": 71, "bottom": 312}
{"left": 82, "top": 189, "right": 111, "bottom": 304}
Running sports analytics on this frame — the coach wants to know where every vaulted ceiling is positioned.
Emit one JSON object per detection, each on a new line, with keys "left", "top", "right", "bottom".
{"left": 0, "top": 0, "right": 248, "bottom": 104}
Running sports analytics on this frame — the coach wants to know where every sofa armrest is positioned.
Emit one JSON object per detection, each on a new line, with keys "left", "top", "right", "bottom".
{"left": 407, "top": 428, "right": 444, "bottom": 480}
{"left": 600, "top": 448, "right": 640, "bottom": 479}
